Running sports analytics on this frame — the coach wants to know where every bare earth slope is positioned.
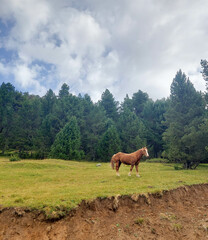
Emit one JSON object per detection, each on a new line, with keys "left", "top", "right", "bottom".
{"left": 0, "top": 184, "right": 208, "bottom": 240}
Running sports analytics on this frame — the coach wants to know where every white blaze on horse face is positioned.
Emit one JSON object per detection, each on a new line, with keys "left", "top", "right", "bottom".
{"left": 145, "top": 148, "right": 149, "bottom": 157}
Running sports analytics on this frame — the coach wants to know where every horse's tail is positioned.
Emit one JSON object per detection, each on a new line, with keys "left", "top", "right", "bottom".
{"left": 111, "top": 155, "right": 115, "bottom": 169}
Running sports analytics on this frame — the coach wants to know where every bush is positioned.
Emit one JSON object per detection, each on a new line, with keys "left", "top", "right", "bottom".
{"left": 9, "top": 155, "right": 20, "bottom": 162}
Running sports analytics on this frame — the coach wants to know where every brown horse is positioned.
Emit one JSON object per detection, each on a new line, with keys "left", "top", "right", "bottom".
{"left": 111, "top": 147, "right": 149, "bottom": 177}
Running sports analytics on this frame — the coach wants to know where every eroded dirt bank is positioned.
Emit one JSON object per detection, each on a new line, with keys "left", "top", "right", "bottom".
{"left": 0, "top": 184, "right": 208, "bottom": 240}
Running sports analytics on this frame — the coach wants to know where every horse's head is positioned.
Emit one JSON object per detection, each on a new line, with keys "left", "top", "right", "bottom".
{"left": 142, "top": 147, "right": 149, "bottom": 157}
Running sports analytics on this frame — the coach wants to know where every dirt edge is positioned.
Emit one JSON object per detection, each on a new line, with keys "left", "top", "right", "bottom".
{"left": 0, "top": 183, "right": 207, "bottom": 222}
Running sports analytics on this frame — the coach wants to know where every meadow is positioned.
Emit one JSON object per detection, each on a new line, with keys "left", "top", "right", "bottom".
{"left": 0, "top": 157, "right": 207, "bottom": 211}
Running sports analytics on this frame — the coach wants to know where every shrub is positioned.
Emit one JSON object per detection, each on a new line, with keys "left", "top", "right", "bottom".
{"left": 9, "top": 155, "right": 20, "bottom": 162}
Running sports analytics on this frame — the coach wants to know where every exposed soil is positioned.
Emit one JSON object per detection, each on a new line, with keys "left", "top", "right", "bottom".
{"left": 0, "top": 184, "right": 208, "bottom": 240}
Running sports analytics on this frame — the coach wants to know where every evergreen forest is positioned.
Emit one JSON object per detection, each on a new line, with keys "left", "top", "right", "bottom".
{"left": 0, "top": 60, "right": 208, "bottom": 169}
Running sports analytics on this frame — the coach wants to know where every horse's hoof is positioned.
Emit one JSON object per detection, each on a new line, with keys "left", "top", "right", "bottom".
{"left": 128, "top": 173, "right": 131, "bottom": 176}
{"left": 136, "top": 175, "right": 140, "bottom": 178}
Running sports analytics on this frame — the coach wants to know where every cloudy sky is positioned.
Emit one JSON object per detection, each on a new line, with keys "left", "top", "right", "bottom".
{"left": 0, "top": 0, "right": 207, "bottom": 101}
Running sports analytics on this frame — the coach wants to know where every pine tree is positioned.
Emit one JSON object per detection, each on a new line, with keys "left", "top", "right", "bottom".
{"left": 200, "top": 59, "right": 208, "bottom": 157}
{"left": 201, "top": 59, "right": 208, "bottom": 93}
{"left": 0, "top": 83, "right": 22, "bottom": 153}
{"left": 40, "top": 89, "right": 59, "bottom": 151}
{"left": 132, "top": 90, "right": 149, "bottom": 117}
{"left": 59, "top": 83, "right": 70, "bottom": 98}
{"left": 142, "top": 99, "right": 167, "bottom": 157}
{"left": 118, "top": 108, "right": 146, "bottom": 153}
{"left": 80, "top": 102, "right": 107, "bottom": 161}
{"left": 50, "top": 117, "right": 84, "bottom": 160}
{"left": 97, "top": 120, "right": 121, "bottom": 161}
{"left": 41, "top": 89, "right": 56, "bottom": 116}
{"left": 40, "top": 114, "right": 61, "bottom": 150}
{"left": 15, "top": 94, "right": 42, "bottom": 151}
{"left": 163, "top": 70, "right": 206, "bottom": 168}
{"left": 120, "top": 94, "right": 133, "bottom": 112}
{"left": 99, "top": 89, "right": 118, "bottom": 121}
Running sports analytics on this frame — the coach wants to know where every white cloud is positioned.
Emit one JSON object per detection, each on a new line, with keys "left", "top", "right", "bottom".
{"left": 0, "top": 0, "right": 207, "bottom": 101}
{"left": 0, "top": 62, "right": 10, "bottom": 75}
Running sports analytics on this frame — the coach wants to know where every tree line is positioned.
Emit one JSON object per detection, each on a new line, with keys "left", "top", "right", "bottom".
{"left": 0, "top": 60, "right": 208, "bottom": 168}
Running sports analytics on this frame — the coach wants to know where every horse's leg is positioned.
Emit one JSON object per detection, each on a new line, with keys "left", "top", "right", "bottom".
{"left": 116, "top": 161, "right": 121, "bottom": 176}
{"left": 135, "top": 163, "right": 140, "bottom": 177}
{"left": 128, "top": 165, "right": 134, "bottom": 176}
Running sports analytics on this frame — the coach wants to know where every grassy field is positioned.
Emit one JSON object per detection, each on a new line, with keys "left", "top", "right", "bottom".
{"left": 0, "top": 157, "right": 207, "bottom": 211}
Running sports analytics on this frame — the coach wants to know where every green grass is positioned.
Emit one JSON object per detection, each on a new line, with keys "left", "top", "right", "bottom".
{"left": 0, "top": 157, "right": 207, "bottom": 210}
